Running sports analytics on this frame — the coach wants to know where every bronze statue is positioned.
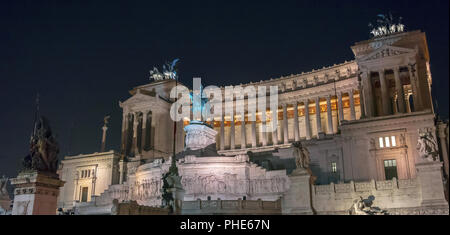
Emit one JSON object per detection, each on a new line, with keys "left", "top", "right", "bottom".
{"left": 22, "top": 116, "right": 59, "bottom": 174}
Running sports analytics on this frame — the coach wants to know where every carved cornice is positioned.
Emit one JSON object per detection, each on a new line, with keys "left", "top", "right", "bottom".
{"left": 279, "top": 77, "right": 359, "bottom": 105}
{"left": 340, "top": 111, "right": 435, "bottom": 133}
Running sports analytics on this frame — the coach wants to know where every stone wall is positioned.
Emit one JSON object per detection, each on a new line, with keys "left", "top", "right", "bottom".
{"left": 311, "top": 177, "right": 448, "bottom": 214}
{"left": 182, "top": 199, "right": 281, "bottom": 215}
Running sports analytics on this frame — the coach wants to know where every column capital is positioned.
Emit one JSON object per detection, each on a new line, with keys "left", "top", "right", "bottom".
{"left": 377, "top": 68, "right": 386, "bottom": 73}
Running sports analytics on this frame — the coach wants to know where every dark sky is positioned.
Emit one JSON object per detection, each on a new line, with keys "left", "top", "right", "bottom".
{"left": 0, "top": 0, "right": 448, "bottom": 177}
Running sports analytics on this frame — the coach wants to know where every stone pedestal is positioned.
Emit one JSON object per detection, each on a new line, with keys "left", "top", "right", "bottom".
{"left": 10, "top": 171, "right": 65, "bottom": 215}
{"left": 416, "top": 161, "right": 448, "bottom": 207}
{"left": 0, "top": 197, "right": 11, "bottom": 215}
{"left": 167, "top": 174, "right": 185, "bottom": 215}
{"left": 184, "top": 121, "right": 218, "bottom": 151}
{"left": 281, "top": 169, "right": 313, "bottom": 215}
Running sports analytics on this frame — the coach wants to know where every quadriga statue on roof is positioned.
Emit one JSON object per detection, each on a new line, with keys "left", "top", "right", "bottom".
{"left": 22, "top": 116, "right": 59, "bottom": 174}
{"left": 149, "top": 58, "right": 180, "bottom": 81}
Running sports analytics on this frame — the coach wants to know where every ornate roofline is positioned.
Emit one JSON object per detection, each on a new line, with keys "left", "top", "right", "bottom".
{"left": 224, "top": 60, "right": 357, "bottom": 88}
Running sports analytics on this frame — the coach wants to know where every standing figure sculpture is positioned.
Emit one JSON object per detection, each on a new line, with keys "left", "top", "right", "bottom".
{"left": 292, "top": 141, "right": 310, "bottom": 170}
{"left": 22, "top": 116, "right": 59, "bottom": 174}
{"left": 292, "top": 141, "right": 316, "bottom": 183}
{"left": 0, "top": 175, "right": 8, "bottom": 197}
{"left": 416, "top": 128, "right": 439, "bottom": 162}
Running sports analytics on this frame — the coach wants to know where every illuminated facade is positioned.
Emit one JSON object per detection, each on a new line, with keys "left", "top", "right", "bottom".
{"left": 57, "top": 29, "right": 449, "bottom": 215}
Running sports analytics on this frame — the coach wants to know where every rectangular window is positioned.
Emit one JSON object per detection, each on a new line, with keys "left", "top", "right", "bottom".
{"left": 391, "top": 136, "right": 396, "bottom": 147}
{"left": 379, "top": 137, "right": 384, "bottom": 148}
{"left": 331, "top": 162, "right": 337, "bottom": 173}
{"left": 384, "top": 160, "right": 398, "bottom": 180}
{"left": 81, "top": 187, "right": 89, "bottom": 202}
{"left": 385, "top": 137, "right": 390, "bottom": 147}
{"left": 88, "top": 170, "right": 90, "bottom": 178}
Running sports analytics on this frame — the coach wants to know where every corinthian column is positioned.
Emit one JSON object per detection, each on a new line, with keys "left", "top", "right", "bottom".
{"left": 261, "top": 110, "right": 267, "bottom": 146}
{"left": 337, "top": 92, "right": 344, "bottom": 122}
{"left": 121, "top": 113, "right": 127, "bottom": 154}
{"left": 378, "top": 69, "right": 391, "bottom": 116}
{"left": 271, "top": 108, "right": 278, "bottom": 146}
{"left": 241, "top": 114, "right": 247, "bottom": 149}
{"left": 326, "top": 95, "right": 334, "bottom": 134}
{"left": 132, "top": 112, "right": 140, "bottom": 156}
{"left": 220, "top": 113, "right": 225, "bottom": 150}
{"left": 230, "top": 114, "right": 235, "bottom": 150}
{"left": 362, "top": 70, "right": 375, "bottom": 117}
{"left": 101, "top": 125, "right": 108, "bottom": 152}
{"left": 349, "top": 90, "right": 356, "bottom": 121}
{"left": 141, "top": 111, "right": 148, "bottom": 152}
{"left": 408, "top": 63, "right": 422, "bottom": 111}
{"left": 394, "top": 66, "right": 406, "bottom": 113}
{"left": 251, "top": 112, "right": 257, "bottom": 148}
{"left": 283, "top": 104, "right": 289, "bottom": 144}
{"left": 315, "top": 97, "right": 323, "bottom": 137}
{"left": 304, "top": 100, "right": 311, "bottom": 140}
{"left": 293, "top": 102, "right": 300, "bottom": 141}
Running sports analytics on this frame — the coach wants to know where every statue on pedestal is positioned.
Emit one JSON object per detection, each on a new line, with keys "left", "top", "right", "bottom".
{"left": 22, "top": 116, "right": 59, "bottom": 174}
{"left": 291, "top": 142, "right": 315, "bottom": 184}
{"left": 161, "top": 156, "right": 183, "bottom": 214}
{"left": 0, "top": 176, "right": 8, "bottom": 197}
{"left": 292, "top": 141, "right": 311, "bottom": 170}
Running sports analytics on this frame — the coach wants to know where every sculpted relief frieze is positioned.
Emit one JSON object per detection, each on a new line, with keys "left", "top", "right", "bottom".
{"left": 180, "top": 173, "right": 288, "bottom": 197}
{"left": 131, "top": 178, "right": 162, "bottom": 202}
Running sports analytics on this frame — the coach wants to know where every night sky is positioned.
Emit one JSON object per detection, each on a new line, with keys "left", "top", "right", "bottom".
{"left": 0, "top": 0, "right": 448, "bottom": 177}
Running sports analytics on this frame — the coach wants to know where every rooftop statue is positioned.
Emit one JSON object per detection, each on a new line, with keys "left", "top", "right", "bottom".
{"left": 369, "top": 13, "right": 405, "bottom": 38}
{"left": 149, "top": 58, "right": 180, "bottom": 81}
{"left": 161, "top": 156, "right": 182, "bottom": 214}
{"left": 22, "top": 116, "right": 59, "bottom": 174}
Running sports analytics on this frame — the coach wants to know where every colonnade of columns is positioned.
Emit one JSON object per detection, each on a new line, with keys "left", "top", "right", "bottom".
{"left": 217, "top": 90, "right": 359, "bottom": 150}
{"left": 121, "top": 110, "right": 153, "bottom": 156}
{"left": 361, "top": 64, "right": 421, "bottom": 118}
